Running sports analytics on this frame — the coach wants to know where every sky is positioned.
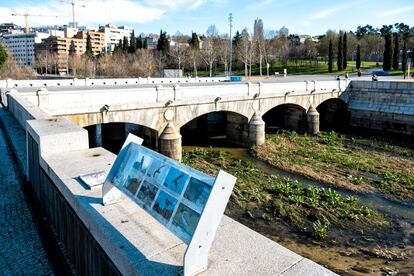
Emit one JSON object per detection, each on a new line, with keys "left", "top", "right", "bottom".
{"left": 0, "top": 0, "right": 413, "bottom": 36}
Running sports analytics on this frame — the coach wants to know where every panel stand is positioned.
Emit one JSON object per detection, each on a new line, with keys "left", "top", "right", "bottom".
{"left": 102, "top": 134, "right": 143, "bottom": 205}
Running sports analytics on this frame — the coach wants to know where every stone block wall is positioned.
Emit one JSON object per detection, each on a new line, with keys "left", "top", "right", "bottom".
{"left": 343, "top": 81, "right": 414, "bottom": 135}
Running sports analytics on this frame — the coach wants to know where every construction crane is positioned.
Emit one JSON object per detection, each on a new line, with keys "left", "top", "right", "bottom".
{"left": 11, "top": 12, "right": 60, "bottom": 33}
{"left": 59, "top": 0, "right": 86, "bottom": 28}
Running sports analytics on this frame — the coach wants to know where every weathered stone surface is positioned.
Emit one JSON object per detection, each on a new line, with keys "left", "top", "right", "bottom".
{"left": 343, "top": 80, "right": 414, "bottom": 135}
{"left": 307, "top": 106, "right": 320, "bottom": 134}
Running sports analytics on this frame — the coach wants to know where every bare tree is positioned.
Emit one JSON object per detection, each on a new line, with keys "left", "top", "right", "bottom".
{"left": 186, "top": 46, "right": 200, "bottom": 77}
{"left": 169, "top": 35, "right": 188, "bottom": 71}
{"left": 216, "top": 35, "right": 230, "bottom": 76}
{"left": 236, "top": 31, "right": 255, "bottom": 77}
{"left": 200, "top": 27, "right": 219, "bottom": 77}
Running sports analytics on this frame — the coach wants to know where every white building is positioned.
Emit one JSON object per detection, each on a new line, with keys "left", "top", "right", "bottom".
{"left": 98, "top": 24, "right": 133, "bottom": 52}
{"left": 0, "top": 32, "right": 50, "bottom": 66}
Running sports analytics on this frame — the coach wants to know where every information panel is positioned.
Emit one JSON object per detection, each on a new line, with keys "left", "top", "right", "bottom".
{"left": 102, "top": 134, "right": 237, "bottom": 275}
{"left": 104, "top": 142, "right": 215, "bottom": 243}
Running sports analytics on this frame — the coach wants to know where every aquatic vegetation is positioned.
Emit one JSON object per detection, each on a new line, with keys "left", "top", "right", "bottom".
{"left": 312, "top": 220, "right": 329, "bottom": 240}
{"left": 254, "top": 131, "right": 414, "bottom": 200}
{"left": 183, "top": 147, "right": 386, "bottom": 238}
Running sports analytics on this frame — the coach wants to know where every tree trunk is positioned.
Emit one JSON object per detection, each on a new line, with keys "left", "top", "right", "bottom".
{"left": 259, "top": 54, "right": 262, "bottom": 76}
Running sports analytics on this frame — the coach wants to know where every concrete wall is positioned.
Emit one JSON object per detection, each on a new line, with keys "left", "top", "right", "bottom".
{"left": 5, "top": 91, "right": 51, "bottom": 129}
{"left": 342, "top": 80, "right": 414, "bottom": 135}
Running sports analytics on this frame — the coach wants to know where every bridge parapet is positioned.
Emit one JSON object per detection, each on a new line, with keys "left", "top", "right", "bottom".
{"left": 0, "top": 77, "right": 228, "bottom": 89}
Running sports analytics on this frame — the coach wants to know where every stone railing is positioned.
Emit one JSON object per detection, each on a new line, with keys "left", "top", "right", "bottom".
{"left": 0, "top": 77, "right": 228, "bottom": 89}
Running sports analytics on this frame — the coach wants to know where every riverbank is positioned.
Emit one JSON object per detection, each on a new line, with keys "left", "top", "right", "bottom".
{"left": 182, "top": 146, "right": 414, "bottom": 274}
{"left": 253, "top": 131, "right": 414, "bottom": 201}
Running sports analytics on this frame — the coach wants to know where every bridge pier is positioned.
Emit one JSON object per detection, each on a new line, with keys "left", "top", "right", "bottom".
{"left": 226, "top": 113, "right": 249, "bottom": 146}
{"left": 249, "top": 112, "right": 265, "bottom": 146}
{"left": 159, "top": 122, "right": 182, "bottom": 162}
{"left": 95, "top": 124, "right": 103, "bottom": 147}
{"left": 307, "top": 106, "right": 320, "bottom": 135}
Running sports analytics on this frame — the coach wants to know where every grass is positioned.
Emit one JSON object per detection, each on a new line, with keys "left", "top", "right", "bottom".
{"left": 192, "top": 59, "right": 383, "bottom": 77}
{"left": 183, "top": 147, "right": 386, "bottom": 238}
{"left": 252, "top": 131, "right": 414, "bottom": 200}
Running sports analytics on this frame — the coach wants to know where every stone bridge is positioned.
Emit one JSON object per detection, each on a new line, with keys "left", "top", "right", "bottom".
{"left": 2, "top": 78, "right": 350, "bottom": 161}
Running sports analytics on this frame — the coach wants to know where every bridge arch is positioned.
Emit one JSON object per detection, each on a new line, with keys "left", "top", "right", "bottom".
{"left": 263, "top": 103, "right": 307, "bottom": 133}
{"left": 84, "top": 122, "right": 158, "bottom": 154}
{"left": 180, "top": 110, "right": 249, "bottom": 147}
{"left": 316, "top": 98, "right": 348, "bottom": 131}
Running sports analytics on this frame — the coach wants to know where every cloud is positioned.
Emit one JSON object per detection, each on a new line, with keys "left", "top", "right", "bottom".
{"left": 377, "top": 6, "right": 414, "bottom": 18}
{"left": 0, "top": 0, "right": 221, "bottom": 28}
{"left": 311, "top": 3, "right": 353, "bottom": 20}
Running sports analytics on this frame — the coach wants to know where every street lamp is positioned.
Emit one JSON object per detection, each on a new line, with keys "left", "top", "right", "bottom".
{"left": 228, "top": 13, "right": 233, "bottom": 78}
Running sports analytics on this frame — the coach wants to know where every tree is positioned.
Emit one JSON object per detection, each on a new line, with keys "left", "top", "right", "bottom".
{"left": 136, "top": 35, "right": 143, "bottom": 49}
{"left": 232, "top": 30, "right": 241, "bottom": 46}
{"left": 328, "top": 40, "right": 333, "bottom": 73}
{"left": 85, "top": 32, "right": 94, "bottom": 59}
{"left": 401, "top": 41, "right": 407, "bottom": 78}
{"left": 187, "top": 33, "right": 201, "bottom": 76}
{"left": 236, "top": 31, "right": 255, "bottom": 77}
{"left": 383, "top": 32, "right": 393, "bottom": 71}
{"left": 143, "top": 38, "right": 148, "bottom": 49}
{"left": 115, "top": 39, "right": 123, "bottom": 53}
{"left": 356, "top": 44, "right": 361, "bottom": 70}
{"left": 337, "top": 33, "right": 343, "bottom": 71}
{"left": 200, "top": 28, "right": 218, "bottom": 77}
{"left": 189, "top": 32, "right": 200, "bottom": 49}
{"left": 169, "top": 35, "right": 187, "bottom": 71}
{"left": 122, "top": 36, "right": 129, "bottom": 52}
{"left": 0, "top": 43, "right": 8, "bottom": 70}
{"left": 129, "top": 30, "right": 136, "bottom": 53}
{"left": 216, "top": 35, "right": 230, "bottom": 76}
{"left": 392, "top": 33, "right": 399, "bottom": 70}
{"left": 157, "top": 30, "right": 169, "bottom": 55}
{"left": 342, "top": 32, "right": 348, "bottom": 69}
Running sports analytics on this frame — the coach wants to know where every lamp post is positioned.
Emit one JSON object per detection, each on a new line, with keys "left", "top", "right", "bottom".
{"left": 228, "top": 13, "right": 233, "bottom": 78}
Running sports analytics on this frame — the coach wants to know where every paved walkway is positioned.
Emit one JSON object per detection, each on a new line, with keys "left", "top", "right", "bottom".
{"left": 0, "top": 107, "right": 52, "bottom": 275}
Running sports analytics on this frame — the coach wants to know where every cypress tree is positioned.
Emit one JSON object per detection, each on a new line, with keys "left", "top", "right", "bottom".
{"left": 233, "top": 30, "right": 241, "bottom": 46}
{"left": 190, "top": 32, "right": 200, "bottom": 49}
{"left": 337, "top": 33, "right": 343, "bottom": 71}
{"left": 85, "top": 32, "right": 94, "bottom": 59}
{"left": 342, "top": 32, "right": 348, "bottom": 69}
{"left": 356, "top": 44, "right": 361, "bottom": 70}
{"left": 136, "top": 35, "right": 143, "bottom": 49}
{"left": 392, "top": 33, "right": 399, "bottom": 70}
{"left": 157, "top": 30, "right": 169, "bottom": 54}
{"left": 117, "top": 39, "right": 123, "bottom": 52}
{"left": 328, "top": 40, "right": 333, "bottom": 73}
{"left": 0, "top": 43, "right": 7, "bottom": 70}
{"left": 143, "top": 38, "right": 148, "bottom": 49}
{"left": 128, "top": 30, "right": 136, "bottom": 53}
{"left": 383, "top": 32, "right": 393, "bottom": 71}
{"left": 123, "top": 36, "right": 129, "bottom": 52}
{"left": 401, "top": 41, "right": 407, "bottom": 78}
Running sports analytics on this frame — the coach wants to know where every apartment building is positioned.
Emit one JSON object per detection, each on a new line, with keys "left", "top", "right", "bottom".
{"left": 1, "top": 32, "right": 50, "bottom": 65}
{"left": 36, "top": 30, "right": 105, "bottom": 74}
{"left": 98, "top": 24, "right": 133, "bottom": 52}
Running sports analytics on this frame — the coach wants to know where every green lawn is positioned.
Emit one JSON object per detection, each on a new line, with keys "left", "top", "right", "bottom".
{"left": 192, "top": 59, "right": 383, "bottom": 77}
